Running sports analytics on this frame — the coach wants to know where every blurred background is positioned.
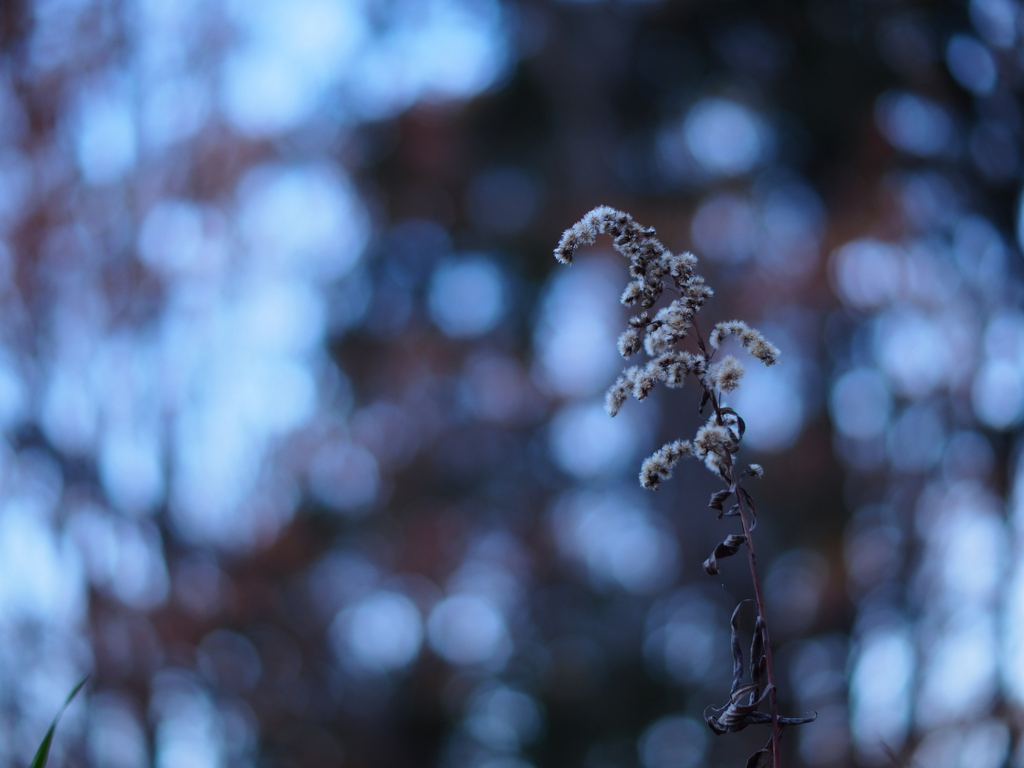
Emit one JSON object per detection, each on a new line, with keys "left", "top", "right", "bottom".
{"left": 1, "top": 0, "right": 1023, "bottom": 766}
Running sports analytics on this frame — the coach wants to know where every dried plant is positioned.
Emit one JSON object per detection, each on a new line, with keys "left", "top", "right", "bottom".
{"left": 554, "top": 207, "right": 814, "bottom": 768}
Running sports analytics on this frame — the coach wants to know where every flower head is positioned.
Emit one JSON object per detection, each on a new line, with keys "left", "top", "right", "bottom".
{"left": 640, "top": 439, "right": 694, "bottom": 489}
{"left": 710, "top": 320, "right": 779, "bottom": 366}
{"left": 552, "top": 207, "right": 780, "bottom": 489}
{"left": 709, "top": 356, "right": 745, "bottom": 393}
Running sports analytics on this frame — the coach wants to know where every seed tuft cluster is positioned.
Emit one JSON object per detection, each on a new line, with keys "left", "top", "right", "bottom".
{"left": 554, "top": 207, "right": 777, "bottom": 486}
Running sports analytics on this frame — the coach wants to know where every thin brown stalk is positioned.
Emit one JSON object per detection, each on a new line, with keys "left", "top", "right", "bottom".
{"left": 696, "top": 358, "right": 782, "bottom": 765}
{"left": 696, "top": 323, "right": 782, "bottom": 768}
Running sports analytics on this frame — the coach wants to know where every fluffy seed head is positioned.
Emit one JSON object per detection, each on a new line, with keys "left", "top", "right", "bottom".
{"left": 710, "top": 356, "right": 745, "bottom": 393}
{"left": 629, "top": 367, "right": 656, "bottom": 400}
{"left": 552, "top": 207, "right": 782, "bottom": 490}
{"left": 710, "top": 320, "right": 780, "bottom": 366}
{"left": 640, "top": 439, "right": 694, "bottom": 489}
{"left": 617, "top": 328, "right": 642, "bottom": 358}
{"left": 604, "top": 375, "right": 631, "bottom": 417}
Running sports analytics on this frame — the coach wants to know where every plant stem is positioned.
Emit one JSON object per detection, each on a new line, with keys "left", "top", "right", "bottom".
{"left": 694, "top": 321, "right": 781, "bottom": 767}
{"left": 731, "top": 468, "right": 781, "bottom": 768}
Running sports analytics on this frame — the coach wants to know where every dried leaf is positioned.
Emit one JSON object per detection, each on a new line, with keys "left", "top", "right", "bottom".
{"left": 781, "top": 712, "right": 818, "bottom": 727}
{"left": 703, "top": 533, "right": 746, "bottom": 575}
{"left": 708, "top": 489, "right": 732, "bottom": 512}
{"left": 749, "top": 615, "right": 766, "bottom": 692}
{"left": 705, "top": 602, "right": 819, "bottom": 737}
{"left": 728, "top": 601, "right": 748, "bottom": 695}
{"left": 720, "top": 406, "right": 746, "bottom": 438}
{"left": 740, "top": 711, "right": 818, "bottom": 728}
{"left": 745, "top": 749, "right": 771, "bottom": 768}
{"left": 738, "top": 486, "right": 757, "bottom": 529}
{"left": 698, "top": 388, "right": 711, "bottom": 415}
{"left": 704, "top": 684, "right": 771, "bottom": 734}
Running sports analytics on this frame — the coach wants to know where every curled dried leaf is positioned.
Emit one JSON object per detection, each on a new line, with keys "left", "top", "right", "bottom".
{"left": 728, "top": 601, "right": 748, "bottom": 694}
{"left": 705, "top": 602, "right": 815, "bottom": 736}
{"left": 724, "top": 710, "right": 819, "bottom": 729}
{"left": 780, "top": 712, "right": 818, "bottom": 727}
{"left": 704, "top": 684, "right": 771, "bottom": 734}
{"left": 750, "top": 615, "right": 766, "bottom": 690}
{"left": 705, "top": 685, "right": 816, "bottom": 734}
{"left": 720, "top": 406, "right": 746, "bottom": 438}
{"left": 708, "top": 489, "right": 733, "bottom": 512}
{"left": 737, "top": 486, "right": 757, "bottom": 529}
{"left": 706, "top": 606, "right": 816, "bottom": 734}
{"left": 703, "top": 533, "right": 747, "bottom": 575}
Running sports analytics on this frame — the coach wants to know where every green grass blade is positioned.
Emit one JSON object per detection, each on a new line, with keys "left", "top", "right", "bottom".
{"left": 29, "top": 677, "right": 88, "bottom": 768}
